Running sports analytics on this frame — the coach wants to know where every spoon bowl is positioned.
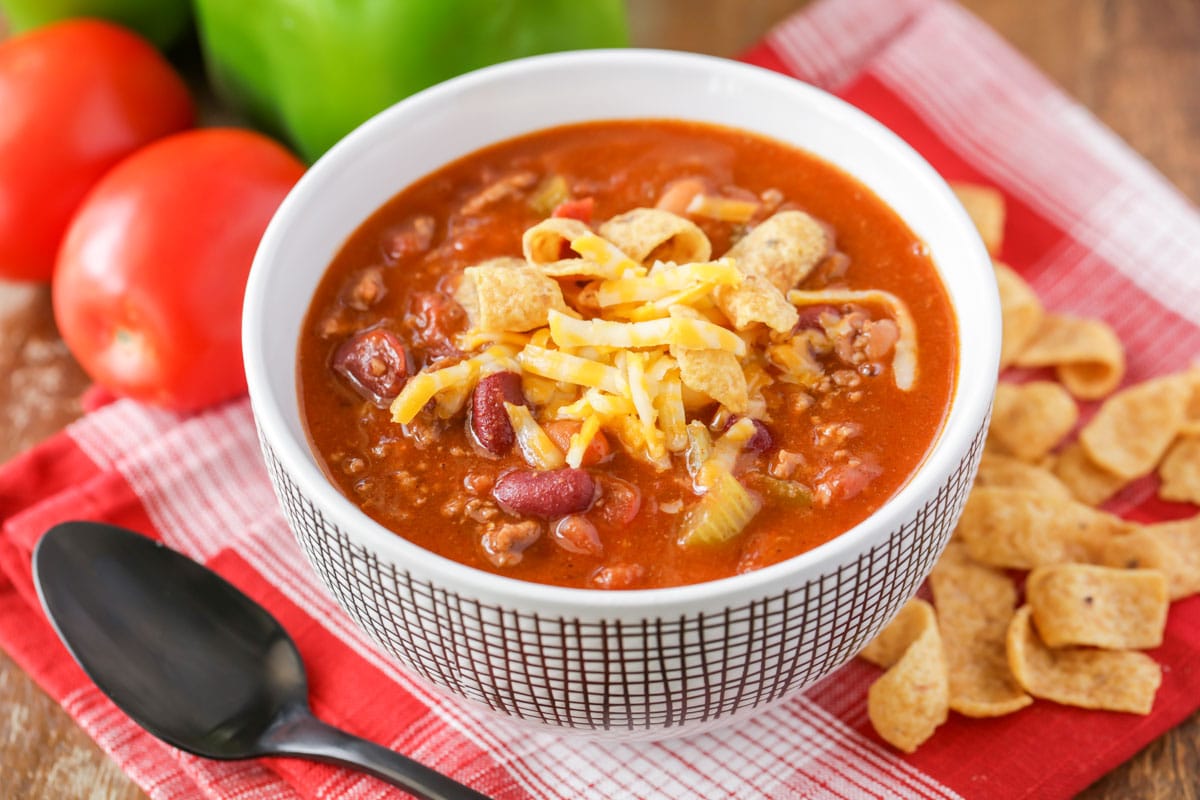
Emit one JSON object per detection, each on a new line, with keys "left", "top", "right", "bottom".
{"left": 33, "top": 521, "right": 490, "bottom": 800}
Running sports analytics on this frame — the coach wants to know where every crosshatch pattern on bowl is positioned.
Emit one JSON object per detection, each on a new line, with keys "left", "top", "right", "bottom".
{"left": 258, "top": 419, "right": 986, "bottom": 735}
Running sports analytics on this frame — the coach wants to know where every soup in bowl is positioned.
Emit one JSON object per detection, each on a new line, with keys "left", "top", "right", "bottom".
{"left": 244, "top": 49, "right": 997, "bottom": 738}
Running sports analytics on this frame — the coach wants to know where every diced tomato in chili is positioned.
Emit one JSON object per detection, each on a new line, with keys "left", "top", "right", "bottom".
{"left": 551, "top": 197, "right": 594, "bottom": 223}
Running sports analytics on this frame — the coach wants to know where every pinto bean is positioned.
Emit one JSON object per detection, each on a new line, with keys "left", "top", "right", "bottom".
{"left": 592, "top": 475, "right": 641, "bottom": 526}
{"left": 493, "top": 468, "right": 596, "bottom": 518}
{"left": 404, "top": 291, "right": 465, "bottom": 359}
{"left": 340, "top": 265, "right": 386, "bottom": 310}
{"left": 332, "top": 327, "right": 409, "bottom": 406}
{"left": 470, "top": 371, "right": 526, "bottom": 455}
{"left": 552, "top": 515, "right": 603, "bottom": 557}
{"left": 382, "top": 214, "right": 435, "bottom": 262}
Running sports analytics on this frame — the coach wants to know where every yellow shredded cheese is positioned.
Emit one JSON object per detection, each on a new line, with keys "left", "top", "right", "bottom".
{"left": 655, "top": 370, "right": 688, "bottom": 452}
{"left": 390, "top": 346, "right": 517, "bottom": 424}
{"left": 517, "top": 345, "right": 627, "bottom": 394}
{"left": 548, "top": 310, "right": 746, "bottom": 356}
{"left": 685, "top": 194, "right": 760, "bottom": 223}
{"left": 504, "top": 402, "right": 565, "bottom": 469}
{"left": 787, "top": 289, "right": 918, "bottom": 390}
{"left": 566, "top": 414, "right": 602, "bottom": 468}
{"left": 568, "top": 232, "right": 646, "bottom": 279}
{"left": 595, "top": 259, "right": 740, "bottom": 306}
{"left": 454, "top": 330, "right": 532, "bottom": 351}
{"left": 556, "top": 389, "right": 636, "bottom": 421}
{"left": 626, "top": 352, "right": 665, "bottom": 460}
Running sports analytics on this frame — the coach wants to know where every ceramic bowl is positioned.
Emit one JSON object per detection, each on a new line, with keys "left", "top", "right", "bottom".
{"left": 243, "top": 49, "right": 998, "bottom": 740}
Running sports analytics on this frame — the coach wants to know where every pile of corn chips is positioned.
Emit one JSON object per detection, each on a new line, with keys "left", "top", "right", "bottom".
{"left": 862, "top": 183, "right": 1200, "bottom": 753}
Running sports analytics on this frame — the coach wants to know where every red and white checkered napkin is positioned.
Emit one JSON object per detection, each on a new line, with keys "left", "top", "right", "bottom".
{"left": 4, "top": 0, "right": 1200, "bottom": 797}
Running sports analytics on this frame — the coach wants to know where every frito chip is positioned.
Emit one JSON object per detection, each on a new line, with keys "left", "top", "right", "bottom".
{"left": 1080, "top": 372, "right": 1192, "bottom": 480}
{"left": 952, "top": 182, "right": 1006, "bottom": 256}
{"left": 1098, "top": 527, "right": 1172, "bottom": 572}
{"left": 598, "top": 208, "right": 711, "bottom": 265}
{"left": 672, "top": 347, "right": 749, "bottom": 413}
{"left": 988, "top": 381, "right": 1078, "bottom": 462}
{"left": 993, "top": 262, "right": 1043, "bottom": 369}
{"left": 1014, "top": 314, "right": 1125, "bottom": 400}
{"left": 863, "top": 599, "right": 949, "bottom": 752}
{"left": 1006, "top": 606, "right": 1160, "bottom": 714}
{"left": 522, "top": 217, "right": 591, "bottom": 264}
{"left": 1052, "top": 441, "right": 1129, "bottom": 506}
{"left": 957, "top": 487, "right": 1134, "bottom": 569}
{"left": 861, "top": 598, "right": 930, "bottom": 667}
{"left": 975, "top": 451, "right": 1074, "bottom": 500}
{"left": 1026, "top": 565, "right": 1167, "bottom": 650}
{"left": 929, "top": 543, "right": 1032, "bottom": 717}
{"left": 459, "top": 260, "right": 571, "bottom": 332}
{"left": 726, "top": 210, "right": 828, "bottom": 293}
{"left": 1143, "top": 516, "right": 1200, "bottom": 599}
{"left": 714, "top": 275, "right": 798, "bottom": 333}
{"left": 1159, "top": 434, "right": 1200, "bottom": 504}
{"left": 1182, "top": 377, "right": 1200, "bottom": 435}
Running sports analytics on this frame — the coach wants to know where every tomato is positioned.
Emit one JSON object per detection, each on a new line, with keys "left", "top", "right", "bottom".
{"left": 53, "top": 129, "right": 305, "bottom": 411}
{"left": 0, "top": 20, "right": 192, "bottom": 282}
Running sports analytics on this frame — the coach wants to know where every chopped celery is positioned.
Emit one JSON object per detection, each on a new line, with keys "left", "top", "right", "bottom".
{"left": 744, "top": 472, "right": 813, "bottom": 508}
{"left": 530, "top": 174, "right": 569, "bottom": 216}
{"left": 685, "top": 421, "right": 712, "bottom": 480}
{"left": 677, "top": 469, "right": 761, "bottom": 547}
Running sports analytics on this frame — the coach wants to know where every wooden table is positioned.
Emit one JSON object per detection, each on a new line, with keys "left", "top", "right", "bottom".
{"left": 2, "top": 1, "right": 1197, "bottom": 797}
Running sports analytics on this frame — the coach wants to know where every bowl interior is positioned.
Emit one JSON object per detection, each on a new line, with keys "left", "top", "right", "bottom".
{"left": 244, "top": 49, "right": 998, "bottom": 611}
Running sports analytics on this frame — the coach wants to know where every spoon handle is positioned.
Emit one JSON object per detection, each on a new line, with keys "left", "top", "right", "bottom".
{"left": 261, "top": 707, "right": 493, "bottom": 800}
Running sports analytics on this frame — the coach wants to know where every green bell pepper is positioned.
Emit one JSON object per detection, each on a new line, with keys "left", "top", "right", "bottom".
{"left": 193, "top": 0, "right": 629, "bottom": 163}
{"left": 0, "top": 0, "right": 191, "bottom": 50}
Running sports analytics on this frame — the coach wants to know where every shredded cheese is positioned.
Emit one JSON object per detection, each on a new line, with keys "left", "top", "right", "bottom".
{"left": 685, "top": 194, "right": 760, "bottom": 223}
{"left": 566, "top": 414, "right": 603, "bottom": 468}
{"left": 390, "top": 346, "right": 516, "bottom": 424}
{"left": 504, "top": 402, "right": 566, "bottom": 469}
{"left": 568, "top": 232, "right": 646, "bottom": 279}
{"left": 548, "top": 310, "right": 746, "bottom": 356}
{"left": 595, "top": 259, "right": 740, "bottom": 306}
{"left": 517, "top": 345, "right": 627, "bottom": 395}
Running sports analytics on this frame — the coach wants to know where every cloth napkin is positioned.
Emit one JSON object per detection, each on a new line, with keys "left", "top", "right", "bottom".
{"left": 5, "top": 0, "right": 1200, "bottom": 797}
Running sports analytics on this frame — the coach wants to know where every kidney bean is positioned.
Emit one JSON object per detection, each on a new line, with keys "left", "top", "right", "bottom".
{"left": 404, "top": 291, "right": 465, "bottom": 359}
{"left": 493, "top": 468, "right": 595, "bottom": 518}
{"left": 470, "top": 371, "right": 526, "bottom": 455}
{"left": 592, "top": 475, "right": 641, "bottom": 526}
{"left": 382, "top": 214, "right": 435, "bottom": 262}
{"left": 340, "top": 265, "right": 386, "bottom": 311}
{"left": 332, "top": 327, "right": 409, "bottom": 406}
{"left": 552, "top": 515, "right": 603, "bottom": 557}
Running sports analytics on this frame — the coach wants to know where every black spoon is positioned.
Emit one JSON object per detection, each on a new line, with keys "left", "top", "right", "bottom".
{"left": 32, "top": 521, "right": 492, "bottom": 800}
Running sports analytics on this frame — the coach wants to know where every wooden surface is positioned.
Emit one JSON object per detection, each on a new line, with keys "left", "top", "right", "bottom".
{"left": 1, "top": 1, "right": 1198, "bottom": 797}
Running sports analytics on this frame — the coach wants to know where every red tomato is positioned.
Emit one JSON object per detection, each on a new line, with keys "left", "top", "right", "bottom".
{"left": 53, "top": 129, "right": 306, "bottom": 411}
{"left": 0, "top": 20, "right": 194, "bottom": 282}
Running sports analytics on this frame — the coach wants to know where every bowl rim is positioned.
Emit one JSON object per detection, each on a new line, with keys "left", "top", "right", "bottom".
{"left": 244, "top": 48, "right": 998, "bottom": 614}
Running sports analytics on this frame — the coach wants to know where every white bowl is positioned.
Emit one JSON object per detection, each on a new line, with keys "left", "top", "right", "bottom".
{"left": 243, "top": 49, "right": 998, "bottom": 739}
